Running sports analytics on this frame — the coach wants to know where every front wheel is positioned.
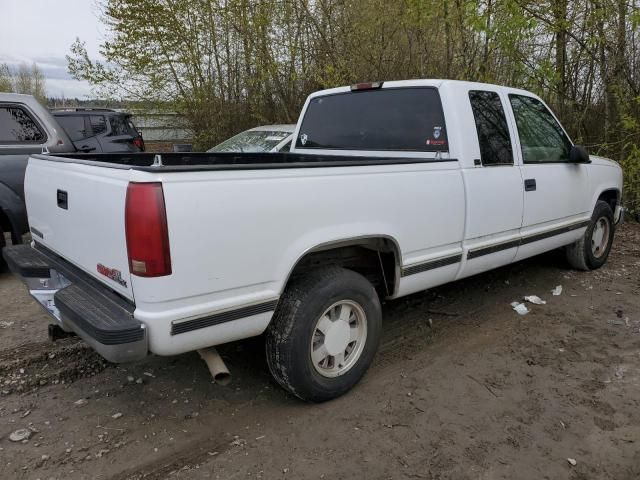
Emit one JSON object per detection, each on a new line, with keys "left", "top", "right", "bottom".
{"left": 266, "top": 267, "right": 382, "bottom": 402}
{"left": 566, "top": 200, "right": 615, "bottom": 270}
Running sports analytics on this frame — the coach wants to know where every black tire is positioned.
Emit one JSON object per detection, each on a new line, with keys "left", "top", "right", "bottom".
{"left": 566, "top": 200, "right": 615, "bottom": 271}
{"left": 266, "top": 267, "right": 382, "bottom": 402}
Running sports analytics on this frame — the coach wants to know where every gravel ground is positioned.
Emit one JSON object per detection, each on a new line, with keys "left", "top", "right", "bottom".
{"left": 0, "top": 223, "right": 638, "bottom": 480}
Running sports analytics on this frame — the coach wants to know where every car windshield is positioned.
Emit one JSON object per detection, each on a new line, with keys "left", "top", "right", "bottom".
{"left": 208, "top": 130, "right": 291, "bottom": 152}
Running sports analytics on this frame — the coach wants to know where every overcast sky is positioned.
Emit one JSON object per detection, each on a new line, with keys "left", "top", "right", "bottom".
{"left": 0, "top": 0, "right": 106, "bottom": 98}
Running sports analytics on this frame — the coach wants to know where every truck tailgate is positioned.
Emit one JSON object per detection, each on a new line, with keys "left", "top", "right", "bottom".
{"left": 24, "top": 156, "right": 135, "bottom": 300}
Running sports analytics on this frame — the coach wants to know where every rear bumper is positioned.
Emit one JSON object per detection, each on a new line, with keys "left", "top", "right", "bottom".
{"left": 2, "top": 244, "right": 147, "bottom": 363}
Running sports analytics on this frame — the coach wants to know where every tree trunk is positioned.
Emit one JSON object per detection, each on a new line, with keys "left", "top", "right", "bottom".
{"left": 553, "top": 0, "right": 567, "bottom": 118}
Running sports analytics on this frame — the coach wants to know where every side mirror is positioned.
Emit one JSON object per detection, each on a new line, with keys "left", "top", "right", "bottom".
{"left": 569, "top": 145, "right": 591, "bottom": 164}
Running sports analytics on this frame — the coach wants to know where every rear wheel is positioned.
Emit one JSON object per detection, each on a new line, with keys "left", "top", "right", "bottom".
{"left": 566, "top": 200, "right": 615, "bottom": 270}
{"left": 266, "top": 267, "right": 382, "bottom": 402}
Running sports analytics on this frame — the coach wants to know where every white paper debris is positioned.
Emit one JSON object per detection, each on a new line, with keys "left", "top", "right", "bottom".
{"left": 9, "top": 428, "right": 32, "bottom": 442}
{"left": 511, "top": 302, "right": 529, "bottom": 315}
{"left": 567, "top": 458, "right": 577, "bottom": 466}
{"left": 524, "top": 295, "right": 547, "bottom": 305}
{"left": 552, "top": 285, "right": 563, "bottom": 296}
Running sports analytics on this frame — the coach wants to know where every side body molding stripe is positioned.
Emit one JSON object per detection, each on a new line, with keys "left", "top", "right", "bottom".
{"left": 171, "top": 299, "right": 279, "bottom": 335}
{"left": 466, "top": 220, "right": 590, "bottom": 260}
{"left": 401, "top": 220, "right": 590, "bottom": 277}
{"left": 519, "top": 220, "right": 590, "bottom": 246}
{"left": 401, "top": 254, "right": 462, "bottom": 277}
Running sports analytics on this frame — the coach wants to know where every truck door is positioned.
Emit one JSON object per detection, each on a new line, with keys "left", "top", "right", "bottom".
{"left": 507, "top": 94, "right": 590, "bottom": 261}
{"left": 458, "top": 89, "right": 524, "bottom": 279}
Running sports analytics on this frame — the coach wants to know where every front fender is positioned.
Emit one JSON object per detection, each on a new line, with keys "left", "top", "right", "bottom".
{"left": 588, "top": 160, "right": 623, "bottom": 213}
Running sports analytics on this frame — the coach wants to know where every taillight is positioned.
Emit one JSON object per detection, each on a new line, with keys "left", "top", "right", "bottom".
{"left": 133, "top": 136, "right": 145, "bottom": 151}
{"left": 125, "top": 182, "right": 171, "bottom": 277}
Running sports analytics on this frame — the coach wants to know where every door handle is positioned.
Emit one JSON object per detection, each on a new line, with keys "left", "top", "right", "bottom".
{"left": 524, "top": 179, "right": 536, "bottom": 191}
{"left": 57, "top": 189, "right": 68, "bottom": 209}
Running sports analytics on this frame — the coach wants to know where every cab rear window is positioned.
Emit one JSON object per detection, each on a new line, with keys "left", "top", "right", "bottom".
{"left": 295, "top": 87, "right": 448, "bottom": 152}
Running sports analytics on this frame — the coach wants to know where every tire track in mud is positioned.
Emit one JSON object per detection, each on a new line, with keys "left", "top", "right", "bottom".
{"left": 111, "top": 437, "right": 236, "bottom": 480}
{"left": 0, "top": 338, "right": 111, "bottom": 395}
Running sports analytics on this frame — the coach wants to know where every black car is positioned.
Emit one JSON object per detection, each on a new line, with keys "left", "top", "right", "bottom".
{"left": 51, "top": 108, "right": 145, "bottom": 153}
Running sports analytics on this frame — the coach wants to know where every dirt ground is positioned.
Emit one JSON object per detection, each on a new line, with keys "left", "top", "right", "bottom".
{"left": 1, "top": 224, "right": 639, "bottom": 480}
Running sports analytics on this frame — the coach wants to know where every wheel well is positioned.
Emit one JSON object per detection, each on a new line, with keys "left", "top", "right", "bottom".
{"left": 0, "top": 209, "right": 12, "bottom": 238}
{"left": 287, "top": 238, "right": 400, "bottom": 298}
{"left": 598, "top": 189, "right": 619, "bottom": 212}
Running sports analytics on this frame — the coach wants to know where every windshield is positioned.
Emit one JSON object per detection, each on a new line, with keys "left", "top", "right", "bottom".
{"left": 208, "top": 130, "right": 291, "bottom": 152}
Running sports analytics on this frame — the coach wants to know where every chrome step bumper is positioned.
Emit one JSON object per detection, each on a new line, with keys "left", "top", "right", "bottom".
{"left": 2, "top": 244, "right": 147, "bottom": 363}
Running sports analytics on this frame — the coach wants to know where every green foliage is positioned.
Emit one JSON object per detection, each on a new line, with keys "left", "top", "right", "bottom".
{"left": 620, "top": 146, "right": 640, "bottom": 215}
{"left": 0, "top": 64, "right": 12, "bottom": 92}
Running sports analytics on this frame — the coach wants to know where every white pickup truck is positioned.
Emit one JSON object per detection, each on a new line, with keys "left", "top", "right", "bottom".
{"left": 3, "top": 80, "right": 623, "bottom": 402}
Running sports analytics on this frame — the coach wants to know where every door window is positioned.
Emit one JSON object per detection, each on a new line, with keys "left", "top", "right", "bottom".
{"left": 509, "top": 95, "right": 572, "bottom": 163}
{"left": 109, "top": 115, "right": 132, "bottom": 136}
{"left": 0, "top": 105, "right": 45, "bottom": 143}
{"left": 56, "top": 115, "right": 90, "bottom": 141}
{"left": 469, "top": 91, "right": 513, "bottom": 165}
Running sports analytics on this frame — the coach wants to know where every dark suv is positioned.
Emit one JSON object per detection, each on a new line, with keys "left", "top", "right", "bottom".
{"left": 51, "top": 108, "right": 145, "bottom": 153}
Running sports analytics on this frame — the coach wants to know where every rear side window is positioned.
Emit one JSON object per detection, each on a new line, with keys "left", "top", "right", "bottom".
{"left": 109, "top": 115, "right": 132, "bottom": 136}
{"left": 90, "top": 115, "right": 107, "bottom": 135}
{"left": 56, "top": 115, "right": 90, "bottom": 141}
{"left": 296, "top": 88, "right": 448, "bottom": 152}
{"left": 509, "top": 95, "right": 572, "bottom": 163}
{"left": 468, "top": 91, "right": 513, "bottom": 165}
{"left": 127, "top": 118, "right": 140, "bottom": 135}
{"left": 0, "top": 105, "right": 45, "bottom": 143}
